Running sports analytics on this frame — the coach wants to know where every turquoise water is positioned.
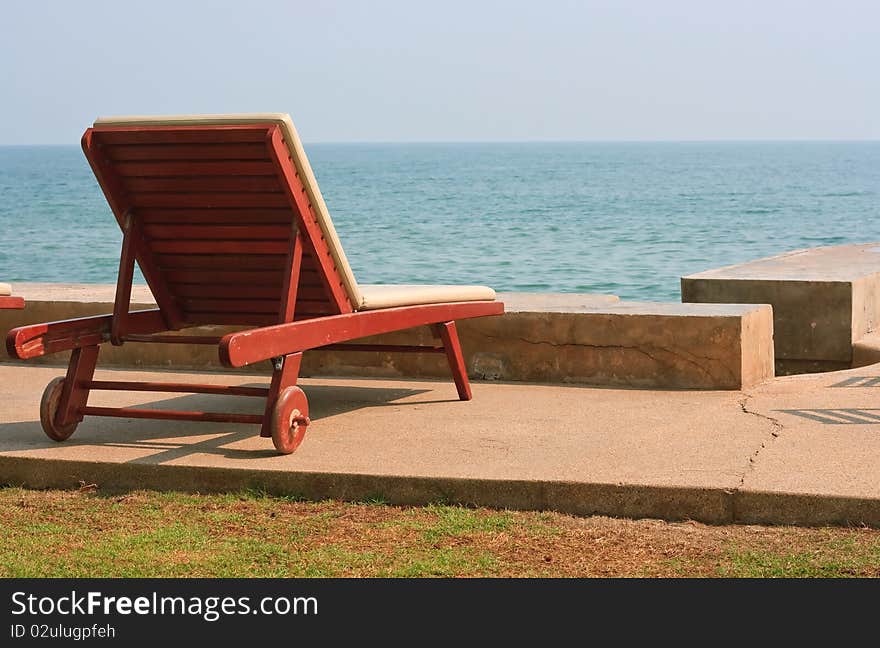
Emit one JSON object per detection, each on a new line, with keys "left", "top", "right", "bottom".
{"left": 1, "top": 142, "right": 878, "bottom": 301}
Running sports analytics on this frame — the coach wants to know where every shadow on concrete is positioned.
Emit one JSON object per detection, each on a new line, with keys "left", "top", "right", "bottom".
{"left": 776, "top": 408, "right": 880, "bottom": 424}
{"left": 828, "top": 376, "right": 880, "bottom": 388}
{"left": 0, "top": 382, "right": 440, "bottom": 463}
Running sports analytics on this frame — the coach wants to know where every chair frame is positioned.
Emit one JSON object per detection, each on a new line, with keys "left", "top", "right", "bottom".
{"left": 0, "top": 296, "right": 24, "bottom": 309}
{"left": 6, "top": 122, "right": 503, "bottom": 453}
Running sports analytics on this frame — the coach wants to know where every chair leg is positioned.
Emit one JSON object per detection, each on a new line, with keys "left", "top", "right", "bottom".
{"left": 260, "top": 352, "right": 303, "bottom": 437}
{"left": 56, "top": 345, "right": 100, "bottom": 427}
{"left": 432, "top": 321, "right": 472, "bottom": 401}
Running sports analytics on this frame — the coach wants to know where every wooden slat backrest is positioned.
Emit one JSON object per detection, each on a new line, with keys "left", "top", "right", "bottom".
{"left": 82, "top": 124, "right": 353, "bottom": 327}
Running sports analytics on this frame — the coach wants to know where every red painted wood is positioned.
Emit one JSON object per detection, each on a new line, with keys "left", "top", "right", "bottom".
{"left": 56, "top": 345, "right": 100, "bottom": 427}
{"left": 260, "top": 352, "right": 303, "bottom": 438}
{"left": 104, "top": 143, "right": 270, "bottom": 161}
{"left": 115, "top": 161, "right": 275, "bottom": 177}
{"left": 157, "top": 254, "right": 287, "bottom": 270}
{"left": 7, "top": 310, "right": 167, "bottom": 360}
{"left": 140, "top": 208, "right": 292, "bottom": 224}
{"left": 279, "top": 231, "right": 304, "bottom": 322}
{"left": 144, "top": 225, "right": 291, "bottom": 240}
{"left": 297, "top": 256, "right": 324, "bottom": 274}
{"left": 168, "top": 283, "right": 324, "bottom": 302}
{"left": 163, "top": 269, "right": 283, "bottom": 285}
{"left": 13, "top": 122, "right": 508, "bottom": 453}
{"left": 82, "top": 129, "right": 185, "bottom": 329}
{"left": 321, "top": 343, "right": 445, "bottom": 354}
{"left": 298, "top": 271, "right": 323, "bottom": 285}
{"left": 81, "top": 406, "right": 264, "bottom": 425}
{"left": 184, "top": 313, "right": 279, "bottom": 326}
{"left": 21, "top": 331, "right": 105, "bottom": 358}
{"left": 266, "top": 127, "right": 352, "bottom": 314}
{"left": 111, "top": 212, "right": 137, "bottom": 345}
{"left": 269, "top": 385, "right": 309, "bottom": 453}
{"left": 125, "top": 176, "right": 282, "bottom": 193}
{"left": 0, "top": 296, "right": 25, "bottom": 309}
{"left": 292, "top": 313, "right": 334, "bottom": 320}
{"left": 220, "top": 300, "right": 505, "bottom": 367}
{"left": 93, "top": 125, "right": 270, "bottom": 145}
{"left": 282, "top": 313, "right": 322, "bottom": 321}
{"left": 181, "top": 299, "right": 281, "bottom": 314}
{"left": 170, "top": 284, "right": 283, "bottom": 299}
{"left": 122, "top": 334, "right": 223, "bottom": 344}
{"left": 40, "top": 377, "right": 79, "bottom": 441}
{"left": 131, "top": 193, "right": 288, "bottom": 208}
{"left": 288, "top": 285, "right": 327, "bottom": 301}
{"left": 433, "top": 321, "right": 471, "bottom": 400}
{"left": 291, "top": 301, "right": 335, "bottom": 314}
{"left": 151, "top": 240, "right": 289, "bottom": 255}
{"left": 88, "top": 380, "right": 269, "bottom": 397}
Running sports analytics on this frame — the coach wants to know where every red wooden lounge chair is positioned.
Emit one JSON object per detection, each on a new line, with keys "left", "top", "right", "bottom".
{"left": 6, "top": 114, "right": 504, "bottom": 454}
{"left": 0, "top": 283, "right": 24, "bottom": 310}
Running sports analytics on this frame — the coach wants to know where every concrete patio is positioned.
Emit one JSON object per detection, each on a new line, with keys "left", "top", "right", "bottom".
{"left": 1, "top": 362, "right": 878, "bottom": 527}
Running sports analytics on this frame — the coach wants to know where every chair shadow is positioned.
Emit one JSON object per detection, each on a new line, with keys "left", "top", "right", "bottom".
{"left": 0, "top": 382, "right": 448, "bottom": 464}
{"left": 775, "top": 408, "right": 880, "bottom": 425}
{"left": 827, "top": 376, "right": 880, "bottom": 388}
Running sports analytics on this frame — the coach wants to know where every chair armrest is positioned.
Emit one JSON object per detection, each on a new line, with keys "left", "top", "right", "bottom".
{"left": 220, "top": 300, "right": 504, "bottom": 368}
{"left": 6, "top": 309, "right": 167, "bottom": 360}
{"left": 0, "top": 296, "right": 24, "bottom": 310}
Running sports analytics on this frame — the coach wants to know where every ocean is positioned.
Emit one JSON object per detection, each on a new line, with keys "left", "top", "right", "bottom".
{"left": 0, "top": 142, "right": 877, "bottom": 302}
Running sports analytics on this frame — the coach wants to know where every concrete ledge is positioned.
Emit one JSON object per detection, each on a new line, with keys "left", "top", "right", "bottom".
{"left": 3, "top": 456, "right": 876, "bottom": 526}
{"left": 0, "top": 456, "right": 735, "bottom": 523}
{"left": 733, "top": 490, "right": 880, "bottom": 527}
{"left": 683, "top": 243, "right": 880, "bottom": 373}
{"left": 1, "top": 283, "right": 775, "bottom": 390}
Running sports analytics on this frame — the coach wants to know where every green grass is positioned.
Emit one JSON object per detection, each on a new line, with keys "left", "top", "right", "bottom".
{"left": 1, "top": 486, "right": 878, "bottom": 577}
{"left": 396, "top": 504, "right": 515, "bottom": 544}
{"left": 716, "top": 537, "right": 880, "bottom": 578}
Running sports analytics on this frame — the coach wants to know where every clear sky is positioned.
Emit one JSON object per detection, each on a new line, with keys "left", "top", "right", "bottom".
{"left": 1, "top": 0, "right": 877, "bottom": 144}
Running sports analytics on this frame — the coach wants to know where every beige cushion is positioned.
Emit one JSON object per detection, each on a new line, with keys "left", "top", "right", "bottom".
{"left": 0, "top": 283, "right": 11, "bottom": 296}
{"left": 358, "top": 284, "right": 495, "bottom": 311}
{"left": 93, "top": 113, "right": 498, "bottom": 312}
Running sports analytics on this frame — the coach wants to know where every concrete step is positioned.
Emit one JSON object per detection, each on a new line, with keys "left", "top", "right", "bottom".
{"left": 682, "top": 243, "right": 880, "bottom": 374}
{"left": 1, "top": 284, "right": 774, "bottom": 390}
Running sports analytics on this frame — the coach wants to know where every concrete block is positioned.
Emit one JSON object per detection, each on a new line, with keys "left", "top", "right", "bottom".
{"left": 683, "top": 243, "right": 880, "bottom": 372}
{"left": 852, "top": 331, "right": 880, "bottom": 368}
{"left": 1, "top": 284, "right": 775, "bottom": 390}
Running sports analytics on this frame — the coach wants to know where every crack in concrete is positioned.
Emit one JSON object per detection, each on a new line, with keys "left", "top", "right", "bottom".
{"left": 736, "top": 392, "right": 784, "bottom": 490}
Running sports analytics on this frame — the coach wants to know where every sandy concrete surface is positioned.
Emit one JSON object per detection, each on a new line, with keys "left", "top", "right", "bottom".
{"left": 738, "top": 365, "right": 880, "bottom": 524}
{"left": 683, "top": 243, "right": 880, "bottom": 282}
{"left": 1, "top": 362, "right": 877, "bottom": 526}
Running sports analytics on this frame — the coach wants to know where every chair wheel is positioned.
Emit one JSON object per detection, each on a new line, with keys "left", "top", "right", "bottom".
{"left": 40, "top": 377, "right": 79, "bottom": 442}
{"left": 270, "top": 386, "right": 310, "bottom": 454}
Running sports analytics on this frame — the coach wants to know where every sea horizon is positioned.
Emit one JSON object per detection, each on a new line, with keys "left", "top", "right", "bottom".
{"left": 1, "top": 140, "right": 878, "bottom": 302}
{"left": 2, "top": 138, "right": 879, "bottom": 147}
